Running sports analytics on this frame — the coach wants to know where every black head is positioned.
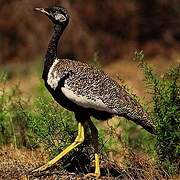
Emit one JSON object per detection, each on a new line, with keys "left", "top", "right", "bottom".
{"left": 34, "top": 6, "right": 69, "bottom": 25}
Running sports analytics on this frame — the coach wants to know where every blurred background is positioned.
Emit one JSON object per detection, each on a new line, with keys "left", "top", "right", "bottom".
{"left": 1, "top": 0, "right": 180, "bottom": 95}
{"left": 1, "top": 0, "right": 180, "bottom": 63}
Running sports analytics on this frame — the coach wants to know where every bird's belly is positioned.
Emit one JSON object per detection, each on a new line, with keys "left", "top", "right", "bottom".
{"left": 44, "top": 81, "right": 113, "bottom": 120}
{"left": 45, "top": 82, "right": 84, "bottom": 112}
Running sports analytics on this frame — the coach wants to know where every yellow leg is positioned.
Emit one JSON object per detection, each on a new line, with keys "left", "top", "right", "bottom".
{"left": 85, "top": 154, "right": 100, "bottom": 178}
{"left": 85, "top": 120, "right": 100, "bottom": 178}
{"left": 32, "top": 122, "right": 84, "bottom": 172}
{"left": 94, "top": 153, "right": 100, "bottom": 177}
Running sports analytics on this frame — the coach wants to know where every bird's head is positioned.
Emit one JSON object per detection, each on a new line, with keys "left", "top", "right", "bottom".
{"left": 34, "top": 6, "right": 69, "bottom": 25}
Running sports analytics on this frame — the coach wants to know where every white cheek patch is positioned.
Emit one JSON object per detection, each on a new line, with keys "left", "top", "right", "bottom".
{"left": 47, "top": 59, "right": 60, "bottom": 89}
{"left": 55, "top": 14, "right": 66, "bottom": 22}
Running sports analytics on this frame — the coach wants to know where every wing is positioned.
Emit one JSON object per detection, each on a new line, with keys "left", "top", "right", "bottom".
{"left": 47, "top": 59, "right": 156, "bottom": 134}
{"left": 47, "top": 59, "right": 143, "bottom": 118}
{"left": 60, "top": 63, "right": 145, "bottom": 120}
{"left": 61, "top": 84, "right": 118, "bottom": 114}
{"left": 58, "top": 60, "right": 124, "bottom": 114}
{"left": 47, "top": 59, "right": 119, "bottom": 113}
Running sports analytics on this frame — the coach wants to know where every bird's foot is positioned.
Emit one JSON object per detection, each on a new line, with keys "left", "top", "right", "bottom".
{"left": 32, "top": 164, "right": 50, "bottom": 173}
{"left": 85, "top": 172, "right": 100, "bottom": 179}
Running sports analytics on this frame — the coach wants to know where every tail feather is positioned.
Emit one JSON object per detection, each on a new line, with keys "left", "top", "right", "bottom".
{"left": 131, "top": 114, "right": 156, "bottom": 134}
{"left": 117, "top": 91, "right": 156, "bottom": 134}
{"left": 122, "top": 105, "right": 156, "bottom": 134}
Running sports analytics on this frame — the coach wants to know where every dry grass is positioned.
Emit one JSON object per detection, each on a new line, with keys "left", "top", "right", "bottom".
{"left": 0, "top": 145, "right": 176, "bottom": 180}
{"left": 0, "top": 146, "right": 117, "bottom": 179}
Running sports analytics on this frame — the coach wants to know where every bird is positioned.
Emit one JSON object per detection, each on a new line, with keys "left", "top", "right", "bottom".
{"left": 33, "top": 6, "right": 156, "bottom": 178}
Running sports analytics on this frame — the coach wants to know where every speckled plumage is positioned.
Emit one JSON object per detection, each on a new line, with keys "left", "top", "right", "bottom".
{"left": 46, "top": 58, "right": 155, "bottom": 133}
{"left": 38, "top": 5, "right": 156, "bottom": 134}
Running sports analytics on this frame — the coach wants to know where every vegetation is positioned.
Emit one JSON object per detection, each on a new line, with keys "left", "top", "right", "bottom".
{"left": 0, "top": 53, "right": 179, "bottom": 178}
{"left": 135, "top": 51, "right": 180, "bottom": 175}
{"left": 0, "top": 73, "right": 30, "bottom": 147}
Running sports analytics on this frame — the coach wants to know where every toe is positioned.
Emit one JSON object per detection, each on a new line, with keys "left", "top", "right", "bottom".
{"left": 85, "top": 172, "right": 100, "bottom": 179}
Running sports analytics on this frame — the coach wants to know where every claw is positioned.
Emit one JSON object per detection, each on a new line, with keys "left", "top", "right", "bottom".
{"left": 32, "top": 165, "right": 49, "bottom": 173}
{"left": 85, "top": 172, "right": 100, "bottom": 179}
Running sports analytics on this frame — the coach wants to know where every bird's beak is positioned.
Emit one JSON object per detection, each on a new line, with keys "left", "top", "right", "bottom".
{"left": 34, "top": 7, "right": 49, "bottom": 16}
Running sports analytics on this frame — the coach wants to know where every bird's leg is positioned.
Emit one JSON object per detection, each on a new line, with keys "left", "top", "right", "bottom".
{"left": 32, "top": 122, "right": 84, "bottom": 172}
{"left": 86, "top": 120, "right": 100, "bottom": 178}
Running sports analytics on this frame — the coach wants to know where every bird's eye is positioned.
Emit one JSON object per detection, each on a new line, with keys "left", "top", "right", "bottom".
{"left": 55, "top": 14, "right": 66, "bottom": 22}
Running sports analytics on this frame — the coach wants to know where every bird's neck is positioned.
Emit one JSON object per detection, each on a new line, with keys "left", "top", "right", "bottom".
{"left": 42, "top": 24, "right": 65, "bottom": 80}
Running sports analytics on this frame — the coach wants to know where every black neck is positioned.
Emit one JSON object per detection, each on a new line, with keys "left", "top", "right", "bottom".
{"left": 42, "top": 24, "right": 65, "bottom": 80}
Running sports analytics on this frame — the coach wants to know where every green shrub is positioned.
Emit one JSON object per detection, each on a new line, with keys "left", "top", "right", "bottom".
{"left": 135, "top": 51, "right": 180, "bottom": 175}
{"left": 27, "top": 96, "right": 76, "bottom": 152}
{"left": 0, "top": 73, "right": 30, "bottom": 147}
